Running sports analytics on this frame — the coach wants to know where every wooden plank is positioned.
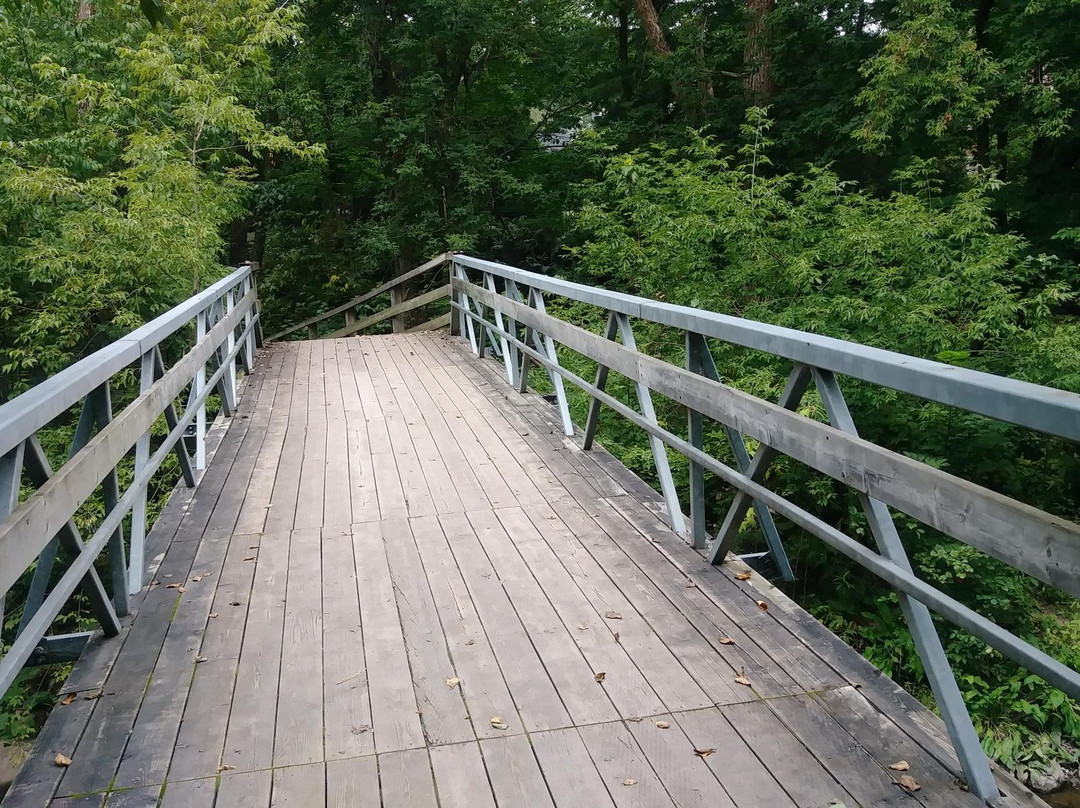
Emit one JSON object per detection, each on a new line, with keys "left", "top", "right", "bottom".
{"left": 722, "top": 699, "right": 857, "bottom": 807}
{"left": 272, "top": 761, "right": 326, "bottom": 808}
{"left": 520, "top": 503, "right": 711, "bottom": 712}
{"left": 104, "top": 786, "right": 161, "bottom": 806}
{"left": 51, "top": 795, "right": 104, "bottom": 808}
{"left": 379, "top": 748, "right": 439, "bottom": 808}
{"left": 438, "top": 511, "right": 571, "bottom": 733}
{"left": 327, "top": 756, "right": 380, "bottom": 808}
{"left": 322, "top": 342, "right": 353, "bottom": 526}
{"left": 168, "top": 532, "right": 262, "bottom": 780}
{"left": 381, "top": 514, "right": 473, "bottom": 745}
{"left": 431, "top": 741, "right": 498, "bottom": 808}
{"left": 577, "top": 720, "right": 676, "bottom": 807}
{"left": 328, "top": 284, "right": 451, "bottom": 338}
{"left": 493, "top": 507, "right": 668, "bottom": 719}
{"left": 531, "top": 727, "right": 618, "bottom": 808}
{"left": 222, "top": 529, "right": 291, "bottom": 772}
{"left": 338, "top": 340, "right": 379, "bottom": 521}
{"left": 295, "top": 339, "right": 327, "bottom": 529}
{"left": 626, "top": 714, "right": 737, "bottom": 808}
{"left": 410, "top": 515, "right": 522, "bottom": 741}
{"left": 235, "top": 344, "right": 297, "bottom": 533}
{"left": 767, "top": 693, "right": 921, "bottom": 807}
{"left": 159, "top": 777, "right": 217, "bottom": 808}
{"left": 407, "top": 311, "right": 452, "bottom": 333}
{"left": 469, "top": 505, "right": 616, "bottom": 723}
{"left": 268, "top": 252, "right": 450, "bottom": 341}
{"left": 322, "top": 525, "right": 375, "bottom": 760}
{"left": 274, "top": 527, "right": 325, "bottom": 767}
{"left": 217, "top": 769, "right": 273, "bottom": 808}
{"left": 352, "top": 520, "right": 425, "bottom": 753}
{"left": 264, "top": 341, "right": 311, "bottom": 532}
{"left": 112, "top": 527, "right": 235, "bottom": 788}
{"left": 816, "top": 687, "right": 983, "bottom": 808}
{"left": 481, "top": 733, "right": 557, "bottom": 808}
{"left": 674, "top": 707, "right": 796, "bottom": 808}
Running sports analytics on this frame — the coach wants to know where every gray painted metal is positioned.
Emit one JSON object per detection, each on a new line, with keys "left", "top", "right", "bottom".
{"left": 453, "top": 254, "right": 1080, "bottom": 443}
{"left": 687, "top": 333, "right": 794, "bottom": 580}
{"left": 27, "top": 631, "right": 91, "bottom": 666}
{"left": 812, "top": 368, "right": 998, "bottom": 800}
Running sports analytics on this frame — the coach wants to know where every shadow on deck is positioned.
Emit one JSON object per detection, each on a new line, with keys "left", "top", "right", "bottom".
{"left": 2, "top": 333, "right": 1042, "bottom": 808}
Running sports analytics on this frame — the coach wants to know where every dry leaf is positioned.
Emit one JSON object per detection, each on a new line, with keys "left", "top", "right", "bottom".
{"left": 54, "top": 754, "right": 72, "bottom": 767}
{"left": 445, "top": 677, "right": 461, "bottom": 688}
{"left": 166, "top": 583, "right": 182, "bottom": 589}
{"left": 604, "top": 610, "right": 622, "bottom": 620}
{"left": 734, "top": 668, "right": 752, "bottom": 687}
{"left": 177, "top": 585, "right": 186, "bottom": 594}
{"left": 718, "top": 637, "right": 735, "bottom": 645}
{"left": 897, "top": 775, "right": 921, "bottom": 793}
{"left": 613, "top": 631, "right": 620, "bottom": 644}
{"left": 84, "top": 691, "right": 103, "bottom": 701}
{"left": 735, "top": 572, "right": 752, "bottom": 581}
{"left": 209, "top": 612, "right": 219, "bottom": 619}
{"left": 595, "top": 672, "right": 606, "bottom": 682}
{"left": 195, "top": 656, "right": 208, "bottom": 664}
{"left": 464, "top": 639, "right": 476, "bottom": 646}
{"left": 655, "top": 721, "right": 670, "bottom": 729}
{"left": 576, "top": 622, "right": 589, "bottom": 631}
{"left": 694, "top": 748, "right": 716, "bottom": 758}
{"left": 191, "top": 576, "right": 203, "bottom": 582}
{"left": 218, "top": 764, "right": 236, "bottom": 773}
{"left": 683, "top": 580, "right": 696, "bottom": 588}
{"left": 243, "top": 555, "right": 257, "bottom": 562}
{"left": 889, "top": 761, "right": 910, "bottom": 772}
{"left": 59, "top": 693, "right": 77, "bottom": 706}
{"left": 230, "top": 601, "right": 242, "bottom": 606}
{"left": 490, "top": 716, "right": 509, "bottom": 730}
{"left": 755, "top": 600, "right": 768, "bottom": 611}
{"left": 621, "top": 778, "right": 637, "bottom": 787}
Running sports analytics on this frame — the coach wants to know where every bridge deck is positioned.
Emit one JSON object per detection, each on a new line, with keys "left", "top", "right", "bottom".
{"left": 5, "top": 333, "right": 1029, "bottom": 807}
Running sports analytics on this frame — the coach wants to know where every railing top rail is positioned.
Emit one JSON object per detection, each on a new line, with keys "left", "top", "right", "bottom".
{"left": 267, "top": 252, "right": 452, "bottom": 342}
{"left": 452, "top": 253, "right": 1080, "bottom": 443}
{"left": 0, "top": 264, "right": 252, "bottom": 458}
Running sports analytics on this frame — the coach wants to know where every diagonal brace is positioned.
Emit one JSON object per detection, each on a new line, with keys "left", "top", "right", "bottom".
{"left": 709, "top": 364, "right": 812, "bottom": 565}
{"left": 811, "top": 368, "right": 998, "bottom": 801}
{"left": 689, "top": 334, "right": 793, "bottom": 579}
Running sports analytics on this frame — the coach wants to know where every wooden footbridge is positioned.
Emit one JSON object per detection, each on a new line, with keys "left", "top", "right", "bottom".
{"left": 2, "top": 255, "right": 1078, "bottom": 807}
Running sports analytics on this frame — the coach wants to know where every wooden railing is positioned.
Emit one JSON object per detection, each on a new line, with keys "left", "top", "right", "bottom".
{"left": 449, "top": 253, "right": 1080, "bottom": 802}
{"left": 266, "top": 253, "right": 453, "bottom": 341}
{"left": 0, "top": 265, "right": 261, "bottom": 697}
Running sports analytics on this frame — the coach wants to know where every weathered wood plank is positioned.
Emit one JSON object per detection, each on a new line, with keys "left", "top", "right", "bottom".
{"left": 328, "top": 284, "right": 450, "bottom": 338}
{"left": 222, "top": 529, "right": 291, "bottom": 772}
{"left": 379, "top": 748, "right": 439, "bottom": 808}
{"left": 264, "top": 341, "right": 311, "bottom": 532}
{"left": 431, "top": 741, "right": 498, "bottom": 808}
{"left": 294, "top": 340, "right": 328, "bottom": 529}
{"left": 577, "top": 720, "right": 676, "bottom": 807}
{"left": 531, "top": 727, "right": 618, "bottom": 808}
{"left": 322, "top": 342, "right": 354, "bottom": 526}
{"left": 271, "top": 761, "right": 326, "bottom": 808}
{"left": 353, "top": 520, "right": 425, "bottom": 753}
{"left": 627, "top": 714, "right": 737, "bottom": 808}
{"left": 216, "top": 769, "right": 272, "bottom": 808}
{"left": 274, "top": 527, "right": 325, "bottom": 767}
{"left": 159, "top": 777, "right": 217, "bottom": 808}
{"left": 327, "top": 756, "right": 380, "bottom": 808}
{"left": 481, "top": 733, "right": 557, "bottom": 808}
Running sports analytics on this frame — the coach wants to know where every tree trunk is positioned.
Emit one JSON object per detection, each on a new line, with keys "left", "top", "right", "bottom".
{"left": 634, "top": 0, "right": 671, "bottom": 56}
{"left": 744, "top": 0, "right": 775, "bottom": 105}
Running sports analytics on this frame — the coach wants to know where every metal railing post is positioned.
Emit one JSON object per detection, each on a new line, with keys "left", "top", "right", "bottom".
{"left": 582, "top": 311, "right": 619, "bottom": 451}
{"left": 226, "top": 287, "right": 238, "bottom": 407}
{"left": 129, "top": 349, "right": 155, "bottom": 594}
{"left": 196, "top": 308, "right": 208, "bottom": 469}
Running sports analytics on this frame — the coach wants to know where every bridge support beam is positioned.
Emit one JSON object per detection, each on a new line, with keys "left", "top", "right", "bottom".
{"left": 812, "top": 369, "right": 999, "bottom": 802}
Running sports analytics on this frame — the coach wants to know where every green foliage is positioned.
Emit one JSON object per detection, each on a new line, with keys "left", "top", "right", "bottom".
{"left": 565, "top": 112, "right": 1080, "bottom": 769}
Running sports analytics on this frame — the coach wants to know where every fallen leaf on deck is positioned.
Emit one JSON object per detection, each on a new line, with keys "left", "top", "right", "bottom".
{"left": 230, "top": 601, "right": 242, "bottom": 606}
{"left": 243, "top": 555, "right": 257, "bottom": 562}
{"left": 176, "top": 586, "right": 186, "bottom": 594}
{"left": 735, "top": 572, "right": 752, "bottom": 581}
{"left": 755, "top": 600, "right": 768, "bottom": 611}
{"left": 897, "top": 775, "right": 921, "bottom": 792}
{"left": 465, "top": 639, "right": 475, "bottom": 646}
{"left": 718, "top": 636, "right": 735, "bottom": 645}
{"left": 694, "top": 748, "right": 715, "bottom": 758}
{"left": 490, "top": 716, "right": 509, "bottom": 730}
{"left": 595, "top": 672, "right": 606, "bottom": 682}
{"left": 218, "top": 764, "right": 236, "bottom": 773}
{"left": 54, "top": 754, "right": 71, "bottom": 767}
{"left": 604, "top": 610, "right": 622, "bottom": 620}
{"left": 166, "top": 583, "right": 182, "bottom": 589}
{"left": 626, "top": 717, "right": 643, "bottom": 722}
{"left": 576, "top": 622, "right": 589, "bottom": 631}
{"left": 191, "top": 576, "right": 203, "bottom": 582}
{"left": 613, "top": 631, "right": 620, "bottom": 643}
{"left": 889, "top": 761, "right": 909, "bottom": 772}
{"left": 445, "top": 677, "right": 461, "bottom": 688}
{"left": 195, "top": 656, "right": 208, "bottom": 664}
{"left": 622, "top": 778, "right": 637, "bottom": 786}
{"left": 60, "top": 693, "right": 76, "bottom": 706}
{"left": 209, "top": 612, "right": 219, "bottom": 619}
{"left": 683, "top": 580, "right": 696, "bottom": 588}
{"left": 734, "top": 668, "right": 752, "bottom": 687}
{"left": 656, "top": 721, "right": 670, "bottom": 729}
{"left": 84, "top": 691, "right": 102, "bottom": 701}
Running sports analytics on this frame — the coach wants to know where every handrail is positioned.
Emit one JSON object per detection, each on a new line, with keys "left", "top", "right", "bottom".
{"left": 0, "top": 267, "right": 260, "bottom": 699}
{"left": 449, "top": 253, "right": 1080, "bottom": 802}
{"left": 267, "top": 252, "right": 452, "bottom": 341}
